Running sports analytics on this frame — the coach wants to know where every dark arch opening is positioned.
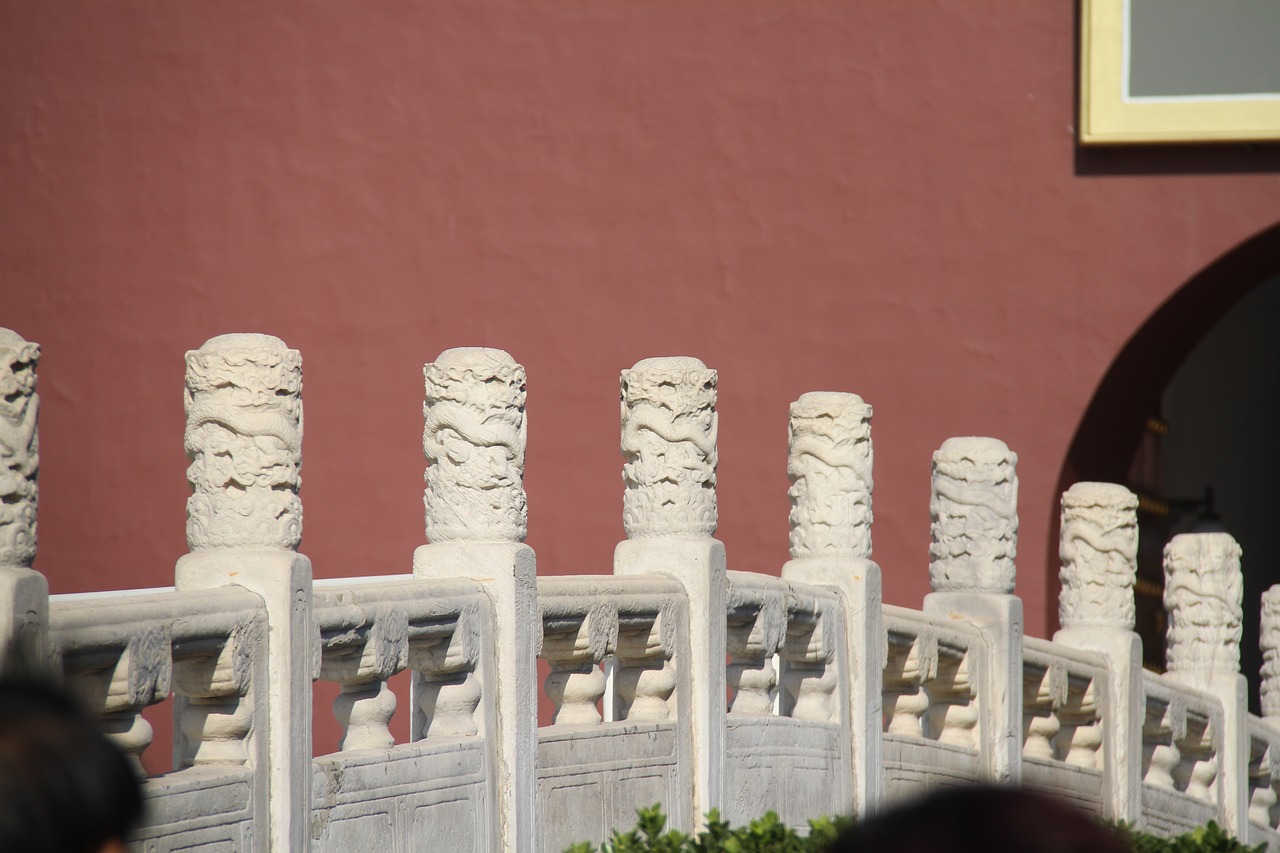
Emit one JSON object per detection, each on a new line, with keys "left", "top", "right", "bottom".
{"left": 1050, "top": 221, "right": 1280, "bottom": 704}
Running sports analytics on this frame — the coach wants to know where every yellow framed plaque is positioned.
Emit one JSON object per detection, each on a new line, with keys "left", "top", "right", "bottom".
{"left": 1080, "top": 0, "right": 1280, "bottom": 144}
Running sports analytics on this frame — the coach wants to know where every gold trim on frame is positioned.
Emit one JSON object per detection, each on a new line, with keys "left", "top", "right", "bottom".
{"left": 1079, "top": 0, "right": 1280, "bottom": 145}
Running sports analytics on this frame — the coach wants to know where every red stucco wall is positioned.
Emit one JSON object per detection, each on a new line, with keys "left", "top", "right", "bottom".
{"left": 3, "top": 2, "right": 1280, "bottom": 641}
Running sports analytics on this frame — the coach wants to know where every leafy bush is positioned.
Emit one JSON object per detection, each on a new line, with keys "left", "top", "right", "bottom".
{"left": 1106, "top": 820, "right": 1264, "bottom": 853}
{"left": 566, "top": 807, "right": 1264, "bottom": 853}
{"left": 563, "top": 804, "right": 850, "bottom": 853}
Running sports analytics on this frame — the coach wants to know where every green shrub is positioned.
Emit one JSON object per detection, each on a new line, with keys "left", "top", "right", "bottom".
{"left": 1105, "top": 820, "right": 1264, "bottom": 853}
{"left": 566, "top": 807, "right": 1264, "bottom": 853}
{"left": 563, "top": 804, "right": 850, "bottom": 853}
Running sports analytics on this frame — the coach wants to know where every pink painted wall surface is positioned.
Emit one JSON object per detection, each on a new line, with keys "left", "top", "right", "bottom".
{"left": 3, "top": 2, "right": 1280, "bottom": 646}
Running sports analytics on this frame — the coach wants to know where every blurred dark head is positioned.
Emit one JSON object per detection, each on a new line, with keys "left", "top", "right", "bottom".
{"left": 828, "top": 786, "right": 1131, "bottom": 853}
{"left": 0, "top": 677, "right": 144, "bottom": 853}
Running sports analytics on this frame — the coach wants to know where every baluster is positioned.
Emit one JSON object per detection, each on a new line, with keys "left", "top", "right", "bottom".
{"left": 173, "top": 623, "right": 258, "bottom": 767}
{"left": 780, "top": 611, "right": 837, "bottom": 723}
{"left": 883, "top": 635, "right": 932, "bottom": 738}
{"left": 417, "top": 667, "right": 482, "bottom": 738}
{"left": 66, "top": 627, "right": 171, "bottom": 772}
{"left": 543, "top": 622, "right": 606, "bottom": 726}
{"left": 1249, "top": 739, "right": 1278, "bottom": 828}
{"left": 727, "top": 598, "right": 783, "bottom": 717}
{"left": 1056, "top": 678, "right": 1103, "bottom": 770}
{"left": 1143, "top": 701, "right": 1180, "bottom": 790}
{"left": 614, "top": 613, "right": 675, "bottom": 722}
{"left": 412, "top": 611, "right": 482, "bottom": 739}
{"left": 927, "top": 652, "right": 978, "bottom": 748}
{"left": 1022, "top": 666, "right": 1059, "bottom": 761}
{"left": 545, "top": 659, "right": 605, "bottom": 725}
{"left": 322, "top": 610, "right": 407, "bottom": 750}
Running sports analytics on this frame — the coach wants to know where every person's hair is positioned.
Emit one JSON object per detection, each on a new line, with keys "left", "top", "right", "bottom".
{"left": 0, "top": 676, "right": 144, "bottom": 852}
{"left": 827, "top": 785, "right": 1131, "bottom": 853}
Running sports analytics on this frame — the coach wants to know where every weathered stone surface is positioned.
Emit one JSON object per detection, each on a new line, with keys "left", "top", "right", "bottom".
{"left": 184, "top": 334, "right": 303, "bottom": 551}
{"left": 423, "top": 347, "right": 527, "bottom": 543}
{"left": 0, "top": 328, "right": 39, "bottom": 568}
{"left": 929, "top": 437, "right": 1018, "bottom": 594}
{"left": 1164, "top": 532, "right": 1243, "bottom": 679}
{"left": 1262, "top": 586, "right": 1280, "bottom": 719}
{"left": 787, "top": 392, "right": 872, "bottom": 560}
{"left": 620, "top": 356, "right": 717, "bottom": 539}
{"left": 1058, "top": 482, "right": 1139, "bottom": 630}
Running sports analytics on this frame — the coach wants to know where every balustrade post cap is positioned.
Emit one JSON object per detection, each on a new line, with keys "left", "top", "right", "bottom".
{"left": 935, "top": 436, "right": 1015, "bottom": 463}
{"left": 1062, "top": 481, "right": 1138, "bottom": 509}
{"left": 627, "top": 356, "right": 707, "bottom": 372}
{"left": 790, "top": 391, "right": 870, "bottom": 414}
{"left": 1165, "top": 531, "right": 1242, "bottom": 555}
{"left": 0, "top": 327, "right": 38, "bottom": 350}
{"left": 429, "top": 347, "right": 519, "bottom": 370}
{"left": 1261, "top": 586, "right": 1280, "bottom": 647}
{"left": 195, "top": 332, "right": 290, "bottom": 351}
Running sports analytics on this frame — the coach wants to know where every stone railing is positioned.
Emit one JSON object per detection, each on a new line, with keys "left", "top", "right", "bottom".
{"left": 3, "top": 327, "right": 1280, "bottom": 850}
{"left": 536, "top": 574, "right": 690, "bottom": 852}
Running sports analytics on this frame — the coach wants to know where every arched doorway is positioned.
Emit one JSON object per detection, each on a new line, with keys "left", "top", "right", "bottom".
{"left": 1054, "top": 221, "right": 1280, "bottom": 711}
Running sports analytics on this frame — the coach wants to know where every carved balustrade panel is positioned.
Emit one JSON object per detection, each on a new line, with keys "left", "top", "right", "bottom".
{"left": 536, "top": 575, "right": 684, "bottom": 727}
{"left": 1142, "top": 674, "right": 1223, "bottom": 807}
{"left": 882, "top": 606, "right": 983, "bottom": 749}
{"left": 1247, "top": 723, "right": 1280, "bottom": 837}
{"left": 1021, "top": 639, "right": 1106, "bottom": 771}
{"left": 50, "top": 587, "right": 264, "bottom": 772}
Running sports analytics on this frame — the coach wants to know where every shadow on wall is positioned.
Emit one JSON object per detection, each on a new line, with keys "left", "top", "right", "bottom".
{"left": 1052, "top": 221, "right": 1280, "bottom": 710}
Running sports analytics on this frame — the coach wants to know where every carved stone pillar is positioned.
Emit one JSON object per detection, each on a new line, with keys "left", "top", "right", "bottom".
{"left": 787, "top": 392, "right": 873, "bottom": 560}
{"left": 614, "top": 355, "right": 726, "bottom": 821}
{"left": 924, "top": 436, "right": 1022, "bottom": 785}
{"left": 1058, "top": 482, "right": 1138, "bottom": 630}
{"left": 0, "top": 329, "right": 47, "bottom": 674}
{"left": 929, "top": 437, "right": 1018, "bottom": 594}
{"left": 176, "top": 333, "right": 312, "bottom": 853}
{"left": 781, "top": 389, "right": 883, "bottom": 814}
{"left": 183, "top": 333, "right": 303, "bottom": 551}
{"left": 414, "top": 346, "right": 537, "bottom": 853}
{"left": 1163, "top": 532, "right": 1247, "bottom": 834}
{"left": 1261, "top": 587, "right": 1280, "bottom": 720}
{"left": 422, "top": 347, "right": 527, "bottom": 544}
{"left": 1053, "top": 481, "right": 1143, "bottom": 823}
{"left": 0, "top": 328, "right": 40, "bottom": 569}
{"left": 620, "top": 356, "right": 718, "bottom": 539}
{"left": 1164, "top": 533, "right": 1243, "bottom": 680}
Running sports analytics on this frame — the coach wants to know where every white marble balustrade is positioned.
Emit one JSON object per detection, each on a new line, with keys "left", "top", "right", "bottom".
{"left": 7, "top": 328, "right": 1280, "bottom": 851}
